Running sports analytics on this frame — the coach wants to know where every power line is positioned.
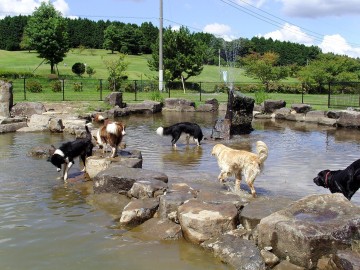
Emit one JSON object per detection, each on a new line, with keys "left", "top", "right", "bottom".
{"left": 219, "top": 0, "right": 360, "bottom": 47}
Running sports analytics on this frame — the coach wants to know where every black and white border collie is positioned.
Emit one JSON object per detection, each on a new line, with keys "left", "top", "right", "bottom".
{"left": 94, "top": 119, "right": 126, "bottom": 158}
{"left": 48, "top": 124, "right": 93, "bottom": 182}
{"left": 156, "top": 122, "right": 203, "bottom": 147}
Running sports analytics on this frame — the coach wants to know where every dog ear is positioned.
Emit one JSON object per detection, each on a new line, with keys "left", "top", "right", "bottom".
{"left": 48, "top": 145, "right": 56, "bottom": 156}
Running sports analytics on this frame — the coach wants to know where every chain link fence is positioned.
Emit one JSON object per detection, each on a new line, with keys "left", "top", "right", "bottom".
{"left": 8, "top": 77, "right": 360, "bottom": 108}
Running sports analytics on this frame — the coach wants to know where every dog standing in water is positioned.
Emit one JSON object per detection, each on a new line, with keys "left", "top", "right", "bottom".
{"left": 94, "top": 119, "right": 126, "bottom": 158}
{"left": 211, "top": 141, "right": 268, "bottom": 197}
{"left": 48, "top": 125, "right": 93, "bottom": 181}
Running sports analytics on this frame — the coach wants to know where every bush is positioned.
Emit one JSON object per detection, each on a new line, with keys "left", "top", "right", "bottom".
{"left": 150, "top": 91, "right": 164, "bottom": 102}
{"left": 0, "top": 70, "right": 35, "bottom": 79}
{"left": 72, "top": 62, "right": 85, "bottom": 76}
{"left": 26, "top": 80, "right": 43, "bottom": 93}
{"left": 124, "top": 83, "right": 135, "bottom": 93}
{"left": 214, "top": 84, "right": 229, "bottom": 93}
{"left": 51, "top": 80, "right": 62, "bottom": 92}
{"left": 73, "top": 82, "right": 83, "bottom": 92}
{"left": 86, "top": 66, "right": 96, "bottom": 77}
{"left": 254, "top": 89, "right": 270, "bottom": 104}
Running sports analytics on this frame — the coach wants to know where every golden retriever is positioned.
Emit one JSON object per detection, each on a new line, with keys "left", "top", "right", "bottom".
{"left": 211, "top": 141, "right": 268, "bottom": 197}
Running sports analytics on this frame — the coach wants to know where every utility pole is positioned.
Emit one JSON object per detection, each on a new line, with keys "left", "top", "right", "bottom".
{"left": 219, "top": 49, "right": 221, "bottom": 81}
{"left": 159, "top": 0, "right": 164, "bottom": 91}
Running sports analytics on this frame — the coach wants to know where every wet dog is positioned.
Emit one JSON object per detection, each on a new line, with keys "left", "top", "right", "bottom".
{"left": 156, "top": 122, "right": 203, "bottom": 147}
{"left": 48, "top": 125, "right": 93, "bottom": 181}
{"left": 313, "top": 159, "right": 360, "bottom": 200}
{"left": 211, "top": 141, "right": 268, "bottom": 197}
{"left": 94, "top": 119, "right": 126, "bottom": 158}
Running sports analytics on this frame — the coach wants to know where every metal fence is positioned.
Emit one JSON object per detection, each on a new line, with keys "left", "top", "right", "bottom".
{"left": 328, "top": 82, "right": 360, "bottom": 108}
{"left": 8, "top": 77, "right": 360, "bottom": 109}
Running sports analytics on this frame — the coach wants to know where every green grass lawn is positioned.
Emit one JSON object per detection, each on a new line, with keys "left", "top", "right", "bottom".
{"left": 0, "top": 48, "right": 348, "bottom": 111}
{"left": 0, "top": 48, "right": 273, "bottom": 83}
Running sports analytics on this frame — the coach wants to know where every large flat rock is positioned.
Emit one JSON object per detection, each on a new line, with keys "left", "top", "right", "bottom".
{"left": 258, "top": 194, "right": 360, "bottom": 268}
{"left": 93, "top": 165, "right": 168, "bottom": 194}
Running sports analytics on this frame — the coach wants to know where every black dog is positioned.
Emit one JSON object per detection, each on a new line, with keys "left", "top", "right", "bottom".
{"left": 156, "top": 122, "right": 204, "bottom": 147}
{"left": 313, "top": 159, "right": 360, "bottom": 200}
{"left": 48, "top": 125, "right": 93, "bottom": 181}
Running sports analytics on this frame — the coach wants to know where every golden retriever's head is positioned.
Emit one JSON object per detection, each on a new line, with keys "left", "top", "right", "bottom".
{"left": 211, "top": 144, "right": 225, "bottom": 157}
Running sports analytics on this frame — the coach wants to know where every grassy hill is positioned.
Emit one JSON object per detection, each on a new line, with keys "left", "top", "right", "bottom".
{"left": 0, "top": 48, "right": 265, "bottom": 83}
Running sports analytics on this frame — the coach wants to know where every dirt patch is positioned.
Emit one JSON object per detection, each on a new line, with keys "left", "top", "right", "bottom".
{"left": 42, "top": 101, "right": 97, "bottom": 114}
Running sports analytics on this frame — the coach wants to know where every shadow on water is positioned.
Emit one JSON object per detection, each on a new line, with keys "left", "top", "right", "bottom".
{"left": 1, "top": 111, "right": 360, "bottom": 269}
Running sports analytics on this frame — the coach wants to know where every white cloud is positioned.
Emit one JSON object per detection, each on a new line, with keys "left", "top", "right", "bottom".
{"left": 278, "top": 0, "right": 360, "bottom": 18}
{"left": 0, "top": 0, "right": 69, "bottom": 18}
{"left": 263, "top": 23, "right": 314, "bottom": 45}
{"left": 171, "top": 25, "right": 181, "bottom": 31}
{"left": 203, "top": 23, "right": 236, "bottom": 41}
{"left": 261, "top": 23, "right": 360, "bottom": 58}
{"left": 52, "top": 0, "right": 70, "bottom": 16}
{"left": 319, "top": 34, "right": 360, "bottom": 58}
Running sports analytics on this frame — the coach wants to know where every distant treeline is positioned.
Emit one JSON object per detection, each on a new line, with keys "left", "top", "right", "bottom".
{"left": 0, "top": 15, "right": 321, "bottom": 67}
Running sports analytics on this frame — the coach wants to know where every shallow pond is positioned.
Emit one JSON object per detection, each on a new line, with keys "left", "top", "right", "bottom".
{"left": 1, "top": 111, "right": 360, "bottom": 270}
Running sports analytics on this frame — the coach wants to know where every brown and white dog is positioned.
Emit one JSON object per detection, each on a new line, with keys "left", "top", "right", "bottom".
{"left": 94, "top": 119, "right": 126, "bottom": 158}
{"left": 211, "top": 141, "right": 268, "bottom": 197}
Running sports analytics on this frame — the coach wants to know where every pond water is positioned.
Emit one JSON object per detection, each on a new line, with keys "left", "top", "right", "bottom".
{"left": 1, "top": 111, "right": 360, "bottom": 270}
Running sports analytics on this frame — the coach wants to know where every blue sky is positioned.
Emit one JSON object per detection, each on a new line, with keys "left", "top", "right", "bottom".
{"left": 1, "top": 0, "right": 360, "bottom": 57}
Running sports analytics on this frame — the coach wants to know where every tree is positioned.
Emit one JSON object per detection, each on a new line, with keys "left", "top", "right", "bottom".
{"left": 25, "top": 2, "right": 69, "bottom": 74}
{"left": 103, "top": 54, "right": 129, "bottom": 91}
{"left": 86, "top": 66, "right": 96, "bottom": 77}
{"left": 240, "top": 52, "right": 289, "bottom": 91}
{"left": 139, "top": 22, "right": 158, "bottom": 54}
{"left": 149, "top": 26, "right": 206, "bottom": 92}
{"left": 19, "top": 32, "right": 33, "bottom": 52}
{"left": 0, "top": 15, "right": 29, "bottom": 51}
{"left": 118, "top": 24, "right": 145, "bottom": 55}
{"left": 298, "top": 53, "right": 360, "bottom": 92}
{"left": 71, "top": 62, "right": 85, "bottom": 76}
{"left": 103, "top": 24, "right": 121, "bottom": 53}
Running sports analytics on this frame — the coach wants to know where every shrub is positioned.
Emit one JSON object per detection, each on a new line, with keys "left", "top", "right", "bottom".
{"left": 143, "top": 85, "right": 154, "bottom": 92}
{"left": 86, "top": 66, "right": 96, "bottom": 77}
{"left": 0, "top": 70, "right": 35, "bottom": 79}
{"left": 48, "top": 74, "right": 58, "bottom": 80}
{"left": 239, "top": 84, "right": 263, "bottom": 93}
{"left": 72, "top": 62, "right": 85, "bottom": 77}
{"left": 51, "top": 80, "right": 62, "bottom": 92}
{"left": 150, "top": 91, "right": 164, "bottom": 102}
{"left": 254, "top": 89, "right": 270, "bottom": 104}
{"left": 73, "top": 82, "right": 83, "bottom": 92}
{"left": 26, "top": 80, "right": 43, "bottom": 93}
{"left": 124, "top": 83, "right": 135, "bottom": 93}
{"left": 214, "top": 84, "right": 229, "bottom": 93}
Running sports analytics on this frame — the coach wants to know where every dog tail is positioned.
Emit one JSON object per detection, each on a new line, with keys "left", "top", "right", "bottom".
{"left": 156, "top": 127, "right": 164, "bottom": 136}
{"left": 85, "top": 124, "right": 92, "bottom": 140}
{"left": 256, "top": 141, "right": 268, "bottom": 164}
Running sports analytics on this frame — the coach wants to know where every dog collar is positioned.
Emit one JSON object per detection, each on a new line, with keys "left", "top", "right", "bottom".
{"left": 325, "top": 171, "right": 331, "bottom": 188}
{"left": 54, "top": 149, "right": 65, "bottom": 157}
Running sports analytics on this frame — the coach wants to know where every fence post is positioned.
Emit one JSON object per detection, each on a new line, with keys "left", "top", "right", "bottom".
{"left": 199, "top": 82, "right": 202, "bottom": 102}
{"left": 99, "top": 79, "right": 103, "bottom": 101}
{"left": 301, "top": 83, "right": 304, "bottom": 103}
{"left": 62, "top": 79, "right": 65, "bottom": 101}
{"left": 134, "top": 80, "right": 137, "bottom": 101}
{"left": 327, "top": 82, "right": 331, "bottom": 108}
{"left": 167, "top": 82, "right": 170, "bottom": 98}
{"left": 23, "top": 77, "right": 26, "bottom": 100}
